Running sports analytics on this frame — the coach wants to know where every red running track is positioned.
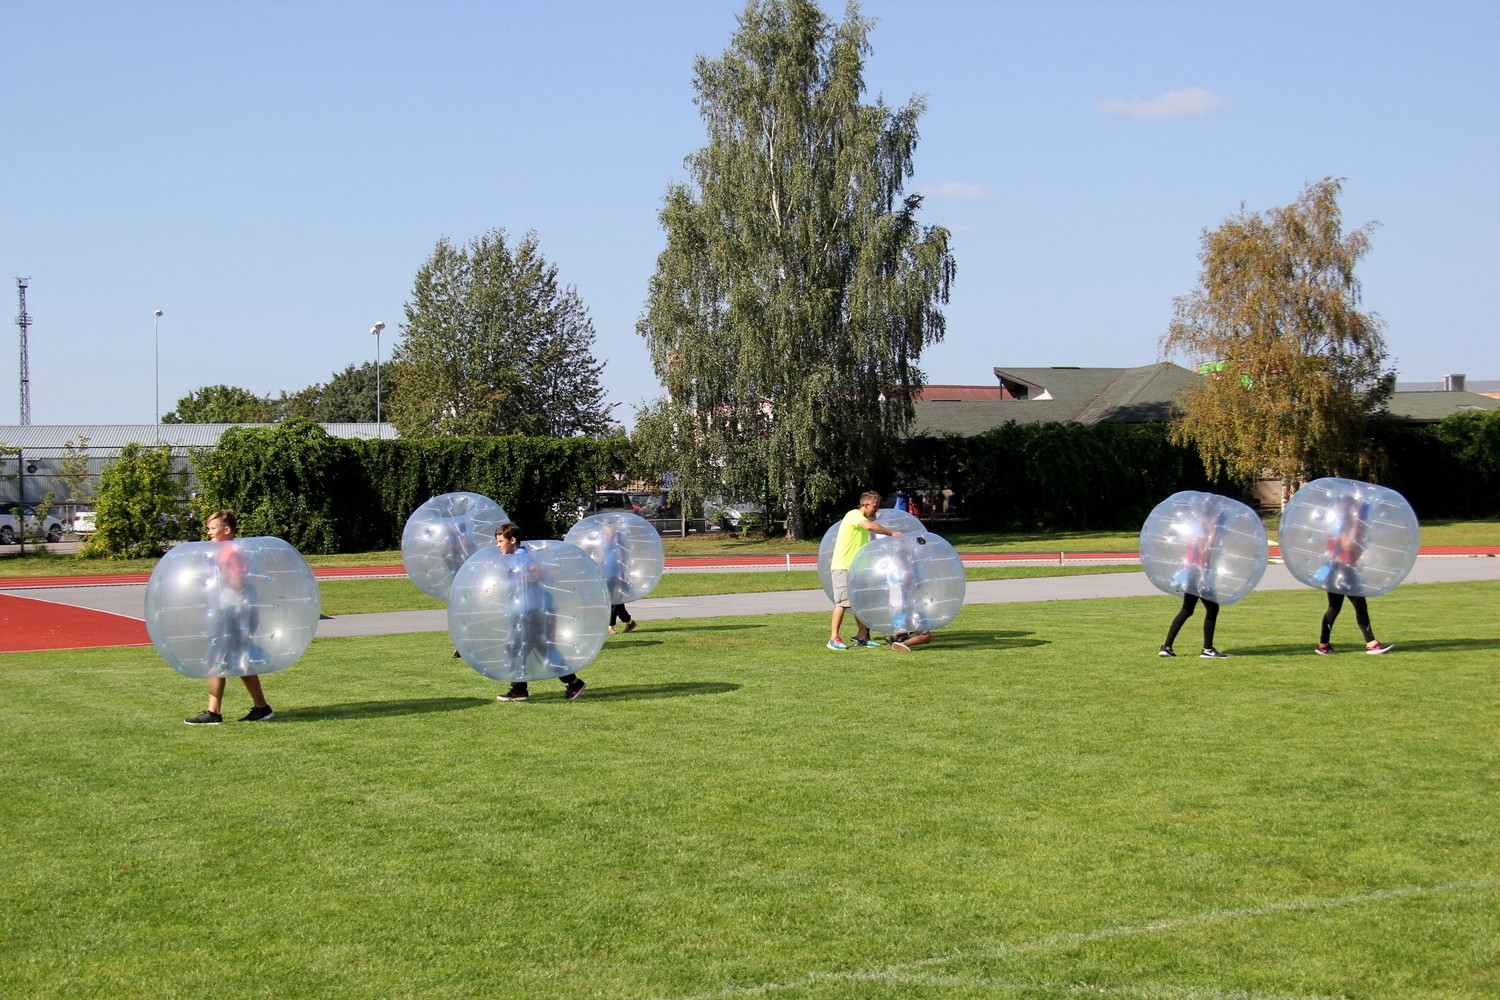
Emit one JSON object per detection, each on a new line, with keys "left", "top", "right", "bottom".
{"left": 0, "top": 593, "right": 150, "bottom": 653}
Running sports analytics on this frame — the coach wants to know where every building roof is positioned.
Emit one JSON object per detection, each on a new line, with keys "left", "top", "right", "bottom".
{"left": 912, "top": 384, "right": 1002, "bottom": 401}
{"left": 1380, "top": 391, "right": 1500, "bottom": 423}
{"left": 0, "top": 423, "right": 395, "bottom": 450}
{"left": 908, "top": 363, "right": 1200, "bottom": 436}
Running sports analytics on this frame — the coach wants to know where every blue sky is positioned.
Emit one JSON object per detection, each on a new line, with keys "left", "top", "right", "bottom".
{"left": 3, "top": 0, "right": 1495, "bottom": 428}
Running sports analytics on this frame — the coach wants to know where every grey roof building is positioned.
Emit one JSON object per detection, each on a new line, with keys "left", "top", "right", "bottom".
{"left": 0, "top": 423, "right": 395, "bottom": 507}
{"left": 908, "top": 363, "right": 1200, "bottom": 436}
{"left": 906, "top": 365, "right": 1498, "bottom": 437}
{"left": 0, "top": 423, "right": 394, "bottom": 449}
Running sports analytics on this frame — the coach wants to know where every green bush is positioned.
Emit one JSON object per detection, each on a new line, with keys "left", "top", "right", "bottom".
{"left": 193, "top": 420, "right": 631, "bottom": 553}
{"left": 80, "top": 444, "right": 185, "bottom": 559}
{"left": 1372, "top": 409, "right": 1500, "bottom": 518}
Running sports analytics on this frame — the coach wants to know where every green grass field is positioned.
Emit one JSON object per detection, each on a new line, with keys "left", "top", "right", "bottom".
{"left": 3, "top": 581, "right": 1496, "bottom": 999}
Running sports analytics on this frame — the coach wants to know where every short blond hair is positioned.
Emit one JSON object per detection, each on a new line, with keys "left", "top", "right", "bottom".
{"left": 859, "top": 491, "right": 881, "bottom": 506}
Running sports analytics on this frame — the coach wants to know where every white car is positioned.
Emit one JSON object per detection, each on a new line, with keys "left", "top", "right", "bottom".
{"left": 72, "top": 510, "right": 98, "bottom": 535}
{"left": 703, "top": 495, "right": 768, "bottom": 533}
{"left": 0, "top": 505, "right": 65, "bottom": 544}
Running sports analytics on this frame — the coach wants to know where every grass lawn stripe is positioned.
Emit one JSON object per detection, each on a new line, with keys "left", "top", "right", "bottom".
{"left": 2, "top": 583, "right": 1496, "bottom": 999}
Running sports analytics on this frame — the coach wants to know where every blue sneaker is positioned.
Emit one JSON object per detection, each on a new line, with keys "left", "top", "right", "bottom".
{"left": 852, "top": 637, "right": 882, "bottom": 648}
{"left": 826, "top": 638, "right": 848, "bottom": 651}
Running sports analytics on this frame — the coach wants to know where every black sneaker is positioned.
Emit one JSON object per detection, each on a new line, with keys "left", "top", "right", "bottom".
{"left": 565, "top": 679, "right": 587, "bottom": 700}
{"left": 498, "top": 685, "right": 529, "bottom": 702}
{"left": 184, "top": 710, "right": 222, "bottom": 725}
{"left": 452, "top": 649, "right": 463, "bottom": 658}
{"left": 239, "top": 705, "right": 275, "bottom": 722}
{"left": 1159, "top": 645, "right": 1175, "bottom": 658}
{"left": 1200, "top": 648, "right": 1229, "bottom": 659}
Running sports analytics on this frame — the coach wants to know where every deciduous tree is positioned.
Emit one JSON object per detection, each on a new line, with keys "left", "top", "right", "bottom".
{"left": 637, "top": 0, "right": 955, "bottom": 538}
{"left": 1162, "top": 177, "right": 1394, "bottom": 490}
{"left": 163, "top": 384, "right": 276, "bottom": 424}
{"left": 391, "top": 230, "right": 609, "bottom": 439}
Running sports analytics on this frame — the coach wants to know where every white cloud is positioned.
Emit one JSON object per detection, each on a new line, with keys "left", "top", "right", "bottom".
{"left": 922, "top": 181, "right": 995, "bottom": 202}
{"left": 1099, "top": 85, "right": 1227, "bottom": 119}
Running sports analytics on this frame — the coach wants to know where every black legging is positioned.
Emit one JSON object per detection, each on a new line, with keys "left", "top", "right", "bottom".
{"left": 1321, "top": 593, "right": 1374, "bottom": 644}
{"left": 610, "top": 603, "right": 633, "bottom": 627}
{"left": 1164, "top": 594, "right": 1219, "bottom": 649}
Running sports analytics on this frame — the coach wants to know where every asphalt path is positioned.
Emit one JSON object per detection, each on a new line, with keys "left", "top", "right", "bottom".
{"left": 7, "top": 555, "right": 1498, "bottom": 640}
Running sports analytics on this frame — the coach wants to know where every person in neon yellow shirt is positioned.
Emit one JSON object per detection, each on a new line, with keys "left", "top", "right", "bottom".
{"left": 827, "top": 491, "right": 904, "bottom": 650}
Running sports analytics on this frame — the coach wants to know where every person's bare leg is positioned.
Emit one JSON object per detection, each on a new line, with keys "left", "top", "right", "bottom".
{"left": 905, "top": 631, "right": 933, "bottom": 647}
{"left": 830, "top": 606, "right": 847, "bottom": 640}
{"left": 206, "top": 677, "right": 227, "bottom": 715}
{"left": 241, "top": 675, "right": 269, "bottom": 708}
{"left": 853, "top": 617, "right": 870, "bottom": 643}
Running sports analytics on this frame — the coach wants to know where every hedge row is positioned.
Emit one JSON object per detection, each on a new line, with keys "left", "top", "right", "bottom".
{"left": 889, "top": 409, "right": 1500, "bottom": 532}
{"left": 1371, "top": 409, "right": 1500, "bottom": 520}
{"left": 193, "top": 419, "right": 628, "bottom": 553}
{"left": 190, "top": 412, "right": 1498, "bottom": 553}
{"left": 891, "top": 421, "right": 1221, "bottom": 532}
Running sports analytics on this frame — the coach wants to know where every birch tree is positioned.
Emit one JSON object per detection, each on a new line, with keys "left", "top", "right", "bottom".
{"left": 1162, "top": 178, "right": 1394, "bottom": 489}
{"left": 637, "top": 0, "right": 955, "bottom": 538}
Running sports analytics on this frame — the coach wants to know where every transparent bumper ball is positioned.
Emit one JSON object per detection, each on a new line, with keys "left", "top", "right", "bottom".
{"left": 401, "top": 492, "right": 511, "bottom": 601}
{"left": 1278, "top": 478, "right": 1419, "bottom": 598}
{"left": 146, "top": 536, "right": 321, "bottom": 679}
{"left": 564, "top": 510, "right": 666, "bottom": 604}
{"left": 818, "top": 507, "right": 927, "bottom": 601}
{"left": 1139, "top": 492, "right": 1268, "bottom": 605}
{"left": 847, "top": 532, "right": 965, "bottom": 635}
{"left": 448, "top": 541, "right": 609, "bottom": 684}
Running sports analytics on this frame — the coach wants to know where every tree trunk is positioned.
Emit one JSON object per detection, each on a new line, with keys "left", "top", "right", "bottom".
{"left": 784, "top": 478, "right": 803, "bottom": 541}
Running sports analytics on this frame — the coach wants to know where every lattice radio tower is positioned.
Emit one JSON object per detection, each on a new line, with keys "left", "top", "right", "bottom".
{"left": 15, "top": 277, "right": 32, "bottom": 425}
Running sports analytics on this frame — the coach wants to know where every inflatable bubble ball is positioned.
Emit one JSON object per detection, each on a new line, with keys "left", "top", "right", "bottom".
{"left": 401, "top": 492, "right": 511, "bottom": 601}
{"left": 847, "top": 532, "right": 966, "bottom": 636}
{"left": 146, "top": 536, "right": 321, "bottom": 680}
{"left": 818, "top": 507, "right": 927, "bottom": 602}
{"left": 449, "top": 540, "right": 609, "bottom": 684}
{"left": 1139, "top": 492, "right": 1269, "bottom": 605}
{"left": 1278, "top": 478, "right": 1419, "bottom": 598}
{"left": 564, "top": 511, "right": 666, "bottom": 604}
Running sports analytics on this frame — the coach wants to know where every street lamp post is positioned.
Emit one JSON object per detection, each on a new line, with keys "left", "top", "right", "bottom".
{"left": 154, "top": 310, "right": 163, "bottom": 425}
{"left": 370, "top": 322, "right": 386, "bottom": 438}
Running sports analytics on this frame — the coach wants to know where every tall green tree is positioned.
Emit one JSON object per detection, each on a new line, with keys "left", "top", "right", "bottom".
{"left": 637, "top": 0, "right": 955, "bottom": 539}
{"left": 162, "top": 384, "right": 276, "bottom": 424}
{"left": 1162, "top": 178, "right": 1394, "bottom": 490}
{"left": 391, "top": 230, "right": 609, "bottom": 439}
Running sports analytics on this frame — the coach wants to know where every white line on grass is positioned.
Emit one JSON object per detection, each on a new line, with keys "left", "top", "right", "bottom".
{"left": 662, "top": 878, "right": 1497, "bottom": 1000}
{"left": 843, "top": 971, "right": 1337, "bottom": 999}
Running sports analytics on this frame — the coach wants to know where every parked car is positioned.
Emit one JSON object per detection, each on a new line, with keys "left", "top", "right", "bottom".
{"left": 702, "top": 495, "right": 767, "bottom": 533}
{"left": 72, "top": 509, "right": 98, "bottom": 535}
{"left": 0, "top": 505, "right": 65, "bottom": 544}
{"left": 628, "top": 492, "right": 662, "bottom": 518}
{"left": 568, "top": 489, "right": 638, "bottom": 523}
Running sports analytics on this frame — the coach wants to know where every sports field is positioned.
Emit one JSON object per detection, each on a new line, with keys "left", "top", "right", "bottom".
{"left": 2, "top": 582, "right": 1496, "bottom": 999}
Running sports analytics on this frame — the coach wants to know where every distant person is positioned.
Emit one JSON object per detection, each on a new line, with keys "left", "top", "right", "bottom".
{"left": 602, "top": 520, "right": 638, "bottom": 634}
{"left": 1160, "top": 504, "right": 1229, "bottom": 659}
{"left": 492, "top": 523, "right": 587, "bottom": 701}
{"left": 184, "top": 510, "right": 275, "bottom": 724}
{"left": 827, "top": 491, "right": 903, "bottom": 650}
{"left": 1315, "top": 496, "right": 1393, "bottom": 655}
